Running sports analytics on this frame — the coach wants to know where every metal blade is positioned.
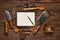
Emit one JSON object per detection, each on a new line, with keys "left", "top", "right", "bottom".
{"left": 37, "top": 10, "right": 50, "bottom": 26}
{"left": 5, "top": 10, "right": 11, "bottom": 21}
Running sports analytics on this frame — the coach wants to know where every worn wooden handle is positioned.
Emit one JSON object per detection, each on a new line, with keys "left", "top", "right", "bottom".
{"left": 4, "top": 21, "right": 8, "bottom": 34}
{"left": 33, "top": 26, "right": 40, "bottom": 34}
{"left": 24, "top": 7, "right": 39, "bottom": 10}
{"left": 9, "top": 20, "right": 13, "bottom": 29}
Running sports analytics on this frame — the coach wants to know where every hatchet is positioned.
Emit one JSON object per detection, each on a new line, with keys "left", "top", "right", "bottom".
{"left": 37, "top": 10, "right": 50, "bottom": 26}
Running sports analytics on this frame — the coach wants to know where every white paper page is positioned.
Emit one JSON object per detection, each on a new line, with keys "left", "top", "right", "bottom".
{"left": 17, "top": 12, "right": 35, "bottom": 26}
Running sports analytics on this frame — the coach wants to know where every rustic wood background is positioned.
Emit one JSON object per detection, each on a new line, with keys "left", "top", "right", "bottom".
{"left": 0, "top": 0, "right": 60, "bottom": 40}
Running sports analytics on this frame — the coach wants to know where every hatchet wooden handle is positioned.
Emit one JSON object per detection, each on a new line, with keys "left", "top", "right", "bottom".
{"left": 33, "top": 26, "right": 40, "bottom": 35}
{"left": 4, "top": 21, "right": 8, "bottom": 34}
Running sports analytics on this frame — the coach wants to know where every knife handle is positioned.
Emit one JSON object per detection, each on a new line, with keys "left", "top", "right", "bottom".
{"left": 9, "top": 20, "right": 13, "bottom": 29}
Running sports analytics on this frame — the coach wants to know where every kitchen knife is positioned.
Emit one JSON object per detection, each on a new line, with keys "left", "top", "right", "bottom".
{"left": 5, "top": 10, "right": 13, "bottom": 29}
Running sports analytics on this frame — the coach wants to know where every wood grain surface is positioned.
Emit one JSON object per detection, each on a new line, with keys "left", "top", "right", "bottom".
{"left": 0, "top": 0, "right": 60, "bottom": 40}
